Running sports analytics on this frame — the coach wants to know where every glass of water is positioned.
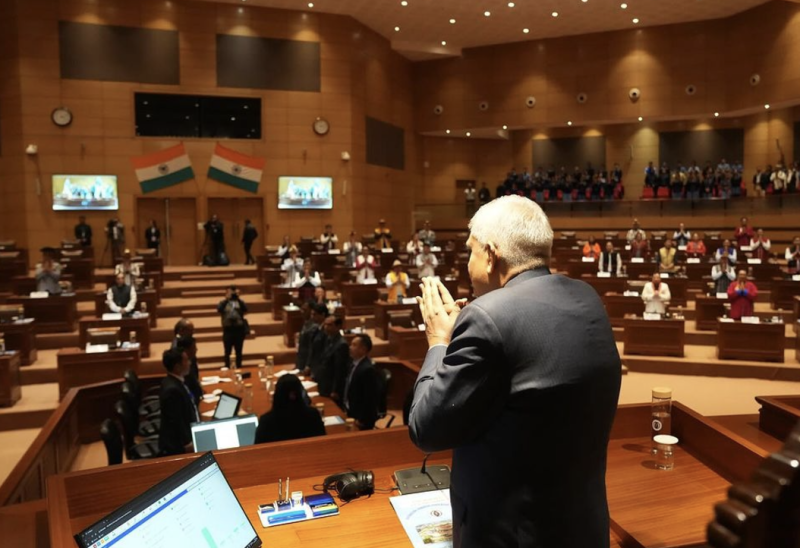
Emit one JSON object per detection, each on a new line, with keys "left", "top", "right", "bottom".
{"left": 653, "top": 435, "right": 678, "bottom": 470}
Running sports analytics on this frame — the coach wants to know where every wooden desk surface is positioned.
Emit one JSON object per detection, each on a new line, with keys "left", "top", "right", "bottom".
{"left": 717, "top": 320, "right": 785, "bottom": 363}
{"left": 771, "top": 277, "right": 800, "bottom": 310}
{"left": 695, "top": 294, "right": 728, "bottom": 331}
{"left": 6, "top": 295, "right": 78, "bottom": 334}
{"left": 78, "top": 315, "right": 151, "bottom": 358}
{"left": 0, "top": 319, "right": 37, "bottom": 365}
{"left": 622, "top": 317, "right": 686, "bottom": 357}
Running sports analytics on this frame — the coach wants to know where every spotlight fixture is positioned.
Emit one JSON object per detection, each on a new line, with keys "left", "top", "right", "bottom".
{"left": 764, "top": 104, "right": 770, "bottom": 110}
{"left": 621, "top": 3, "right": 628, "bottom": 9}
{"left": 714, "top": 112, "right": 719, "bottom": 117}
{"left": 632, "top": 18, "right": 639, "bottom": 24}
{"left": 638, "top": 116, "right": 643, "bottom": 122}
{"left": 508, "top": 2, "right": 515, "bottom": 7}
{"left": 466, "top": 131, "right": 472, "bottom": 137}
{"left": 446, "top": 129, "right": 451, "bottom": 134}
{"left": 394, "top": 26, "right": 400, "bottom": 31}
{"left": 502, "top": 125, "right": 508, "bottom": 130}
{"left": 523, "top": 28, "right": 530, "bottom": 33}
{"left": 552, "top": 11, "right": 559, "bottom": 17}
{"left": 567, "top": 121, "right": 572, "bottom": 126}
{"left": 441, "top": 40, "right": 447, "bottom": 46}
{"left": 307, "top": 2, "right": 313, "bottom": 7}
{"left": 401, "top": 0, "right": 407, "bottom": 6}
{"left": 484, "top": 11, "right": 491, "bottom": 17}
{"left": 450, "top": 18, "right": 456, "bottom": 24}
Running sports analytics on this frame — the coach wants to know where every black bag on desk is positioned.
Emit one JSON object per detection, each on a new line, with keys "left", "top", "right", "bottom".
{"left": 216, "top": 252, "right": 230, "bottom": 266}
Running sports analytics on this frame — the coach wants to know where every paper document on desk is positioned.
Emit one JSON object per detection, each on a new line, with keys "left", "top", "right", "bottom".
{"left": 275, "top": 369, "right": 300, "bottom": 378}
{"left": 323, "top": 416, "right": 344, "bottom": 426}
{"left": 390, "top": 489, "right": 453, "bottom": 548}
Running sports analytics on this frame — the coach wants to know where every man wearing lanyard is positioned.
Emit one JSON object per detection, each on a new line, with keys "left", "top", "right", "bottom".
{"left": 158, "top": 348, "right": 200, "bottom": 456}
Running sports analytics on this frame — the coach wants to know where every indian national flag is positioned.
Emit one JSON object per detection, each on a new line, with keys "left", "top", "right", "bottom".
{"left": 207, "top": 143, "right": 264, "bottom": 193}
{"left": 131, "top": 143, "right": 195, "bottom": 194}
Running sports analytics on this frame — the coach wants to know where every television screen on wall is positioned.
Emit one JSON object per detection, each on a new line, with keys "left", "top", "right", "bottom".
{"left": 52, "top": 175, "right": 119, "bottom": 211}
{"left": 277, "top": 176, "right": 333, "bottom": 210}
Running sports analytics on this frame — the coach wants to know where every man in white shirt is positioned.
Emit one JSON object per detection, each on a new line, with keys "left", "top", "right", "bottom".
{"left": 642, "top": 272, "right": 670, "bottom": 315}
{"left": 114, "top": 251, "right": 141, "bottom": 287}
{"left": 292, "top": 262, "right": 321, "bottom": 289}
{"left": 276, "top": 235, "right": 292, "bottom": 259}
{"left": 626, "top": 219, "right": 646, "bottom": 244}
{"left": 598, "top": 242, "right": 623, "bottom": 276}
{"left": 785, "top": 236, "right": 800, "bottom": 272}
{"left": 342, "top": 232, "right": 362, "bottom": 268}
{"left": 281, "top": 247, "right": 304, "bottom": 286}
{"left": 355, "top": 246, "right": 377, "bottom": 284}
{"left": 320, "top": 224, "right": 338, "bottom": 251}
{"left": 106, "top": 273, "right": 138, "bottom": 315}
{"left": 673, "top": 223, "right": 691, "bottom": 247}
{"left": 416, "top": 243, "right": 439, "bottom": 278}
{"left": 418, "top": 220, "right": 436, "bottom": 246}
{"left": 711, "top": 255, "right": 736, "bottom": 294}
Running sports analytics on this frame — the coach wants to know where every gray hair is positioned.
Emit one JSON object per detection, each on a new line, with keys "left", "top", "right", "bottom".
{"left": 468, "top": 196, "right": 553, "bottom": 270}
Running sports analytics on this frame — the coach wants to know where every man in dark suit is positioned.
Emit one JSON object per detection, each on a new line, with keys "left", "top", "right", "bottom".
{"left": 74, "top": 216, "right": 92, "bottom": 247}
{"left": 174, "top": 335, "right": 203, "bottom": 403}
{"left": 343, "top": 334, "right": 381, "bottom": 430}
{"left": 313, "top": 315, "right": 349, "bottom": 399}
{"left": 158, "top": 348, "right": 200, "bottom": 456}
{"left": 410, "top": 196, "right": 622, "bottom": 548}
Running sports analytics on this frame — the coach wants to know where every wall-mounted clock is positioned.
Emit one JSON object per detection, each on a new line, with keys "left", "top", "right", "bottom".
{"left": 51, "top": 107, "right": 73, "bottom": 127}
{"left": 312, "top": 117, "right": 330, "bottom": 136}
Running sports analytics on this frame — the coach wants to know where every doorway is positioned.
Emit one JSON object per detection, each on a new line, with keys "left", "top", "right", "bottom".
{"left": 135, "top": 198, "right": 198, "bottom": 266}
{"left": 206, "top": 198, "right": 264, "bottom": 265}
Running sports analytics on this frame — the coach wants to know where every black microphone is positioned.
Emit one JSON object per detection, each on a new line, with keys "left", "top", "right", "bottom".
{"left": 420, "top": 452, "right": 432, "bottom": 474}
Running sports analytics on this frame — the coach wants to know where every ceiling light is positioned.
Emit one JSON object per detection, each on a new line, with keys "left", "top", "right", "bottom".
{"left": 394, "top": 26, "right": 400, "bottom": 31}
{"left": 567, "top": 121, "right": 572, "bottom": 126}
{"left": 401, "top": 0, "right": 407, "bottom": 6}
{"left": 449, "top": 18, "right": 456, "bottom": 24}
{"left": 582, "top": 0, "right": 588, "bottom": 2}
{"left": 632, "top": 18, "right": 639, "bottom": 24}
{"left": 508, "top": 2, "right": 515, "bottom": 7}
{"left": 523, "top": 28, "right": 530, "bottom": 33}
{"left": 764, "top": 104, "right": 770, "bottom": 109}
{"left": 714, "top": 112, "right": 719, "bottom": 117}
{"left": 638, "top": 116, "right": 643, "bottom": 122}
{"left": 446, "top": 129, "right": 450, "bottom": 134}
{"left": 484, "top": 11, "right": 491, "bottom": 17}
{"left": 552, "top": 11, "right": 559, "bottom": 17}
{"left": 621, "top": 3, "right": 628, "bottom": 9}
{"left": 238, "top": 6, "right": 243, "bottom": 13}
{"left": 502, "top": 125, "right": 508, "bottom": 130}
{"left": 441, "top": 40, "right": 447, "bottom": 46}
{"left": 307, "top": 2, "right": 313, "bottom": 7}
{"left": 466, "top": 132, "right": 471, "bottom": 137}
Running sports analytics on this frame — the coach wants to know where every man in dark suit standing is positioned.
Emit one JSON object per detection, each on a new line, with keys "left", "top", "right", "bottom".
{"left": 410, "top": 195, "right": 621, "bottom": 548}
{"left": 313, "top": 315, "right": 349, "bottom": 399}
{"left": 158, "top": 348, "right": 200, "bottom": 456}
{"left": 343, "top": 334, "right": 381, "bottom": 430}
{"left": 74, "top": 216, "right": 92, "bottom": 247}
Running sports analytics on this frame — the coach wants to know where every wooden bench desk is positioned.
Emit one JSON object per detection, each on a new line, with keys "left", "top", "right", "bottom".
{"left": 770, "top": 277, "right": 800, "bottom": 310}
{"left": 581, "top": 275, "right": 628, "bottom": 297}
{"left": 0, "top": 351, "right": 21, "bottom": 407}
{"left": 387, "top": 325, "right": 428, "bottom": 363}
{"left": 6, "top": 295, "right": 78, "bottom": 333}
{"left": 566, "top": 258, "right": 598, "bottom": 279}
{"left": 756, "top": 395, "right": 800, "bottom": 443}
{"left": 341, "top": 282, "right": 379, "bottom": 316}
{"left": 93, "top": 290, "right": 158, "bottom": 328}
{"left": 56, "top": 347, "right": 146, "bottom": 399}
{"left": 622, "top": 317, "right": 685, "bottom": 357}
{"left": 271, "top": 286, "right": 298, "bottom": 321}
{"left": 0, "top": 319, "right": 37, "bottom": 365}
{"left": 794, "top": 296, "right": 799, "bottom": 333}
{"left": 59, "top": 258, "right": 95, "bottom": 289}
{"left": 78, "top": 315, "right": 151, "bottom": 358}
{"left": 717, "top": 320, "right": 785, "bottom": 362}
{"left": 374, "top": 302, "right": 421, "bottom": 340}
{"left": 695, "top": 294, "right": 728, "bottom": 331}
{"left": 602, "top": 293, "right": 644, "bottom": 327}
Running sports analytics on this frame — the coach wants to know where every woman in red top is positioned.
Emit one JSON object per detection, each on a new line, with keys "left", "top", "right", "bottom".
{"left": 582, "top": 236, "right": 601, "bottom": 259}
{"left": 685, "top": 233, "right": 706, "bottom": 258}
{"left": 727, "top": 269, "right": 758, "bottom": 320}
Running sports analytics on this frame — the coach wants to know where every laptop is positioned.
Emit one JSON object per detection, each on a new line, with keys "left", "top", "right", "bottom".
{"left": 74, "top": 452, "right": 261, "bottom": 548}
{"left": 191, "top": 414, "right": 259, "bottom": 452}
{"left": 213, "top": 392, "right": 242, "bottom": 420}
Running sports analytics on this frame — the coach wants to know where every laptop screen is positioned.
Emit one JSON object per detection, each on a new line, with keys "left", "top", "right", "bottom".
{"left": 213, "top": 392, "right": 241, "bottom": 420}
{"left": 191, "top": 414, "right": 259, "bottom": 452}
{"left": 74, "top": 453, "right": 260, "bottom": 548}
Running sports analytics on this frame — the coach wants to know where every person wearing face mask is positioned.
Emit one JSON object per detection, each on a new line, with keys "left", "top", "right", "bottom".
{"left": 642, "top": 272, "right": 671, "bottom": 315}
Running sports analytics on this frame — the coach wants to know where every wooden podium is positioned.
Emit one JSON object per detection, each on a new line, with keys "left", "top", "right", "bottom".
{"left": 341, "top": 282, "right": 379, "bottom": 316}
{"left": 622, "top": 317, "right": 685, "bottom": 357}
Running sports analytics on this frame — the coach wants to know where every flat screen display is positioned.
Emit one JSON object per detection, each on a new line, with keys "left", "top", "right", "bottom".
{"left": 52, "top": 174, "right": 119, "bottom": 211}
{"left": 191, "top": 414, "right": 259, "bottom": 452}
{"left": 74, "top": 452, "right": 261, "bottom": 548}
{"left": 277, "top": 176, "right": 333, "bottom": 210}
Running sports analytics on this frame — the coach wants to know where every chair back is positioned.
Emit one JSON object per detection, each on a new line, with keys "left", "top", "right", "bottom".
{"left": 378, "top": 368, "right": 391, "bottom": 417}
{"left": 121, "top": 380, "right": 140, "bottom": 410}
{"left": 113, "top": 399, "right": 138, "bottom": 454}
{"left": 388, "top": 311, "right": 415, "bottom": 329}
{"left": 123, "top": 369, "right": 142, "bottom": 397}
{"left": 99, "top": 419, "right": 123, "bottom": 466}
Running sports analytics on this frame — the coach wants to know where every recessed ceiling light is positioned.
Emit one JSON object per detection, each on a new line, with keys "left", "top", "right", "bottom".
{"left": 449, "top": 18, "right": 456, "bottom": 24}
{"left": 466, "top": 131, "right": 472, "bottom": 137}
{"left": 552, "top": 11, "right": 559, "bottom": 17}
{"left": 401, "top": 0, "right": 407, "bottom": 6}
{"left": 523, "top": 28, "right": 530, "bottom": 33}
{"left": 567, "top": 121, "right": 572, "bottom": 126}
{"left": 238, "top": 6, "right": 243, "bottom": 13}
{"left": 502, "top": 125, "right": 508, "bottom": 130}
{"left": 764, "top": 104, "right": 770, "bottom": 109}
{"left": 394, "top": 26, "right": 400, "bottom": 31}
{"left": 307, "top": 2, "right": 313, "bottom": 7}
{"left": 484, "top": 11, "right": 491, "bottom": 17}
{"left": 638, "top": 116, "right": 643, "bottom": 122}
{"left": 582, "top": 0, "right": 588, "bottom": 3}
{"left": 446, "top": 129, "right": 451, "bottom": 134}
{"left": 508, "top": 2, "right": 515, "bottom": 7}
{"left": 441, "top": 40, "right": 447, "bottom": 46}
{"left": 621, "top": 3, "right": 628, "bottom": 9}
{"left": 714, "top": 112, "right": 719, "bottom": 117}
{"left": 632, "top": 18, "right": 639, "bottom": 24}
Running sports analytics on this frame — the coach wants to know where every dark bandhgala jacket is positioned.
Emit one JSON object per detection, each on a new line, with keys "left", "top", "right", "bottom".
{"left": 410, "top": 268, "right": 622, "bottom": 548}
{"left": 158, "top": 374, "right": 198, "bottom": 456}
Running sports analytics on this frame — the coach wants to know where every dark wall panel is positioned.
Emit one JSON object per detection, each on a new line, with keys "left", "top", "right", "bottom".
{"left": 59, "top": 21, "right": 179, "bottom": 84}
{"left": 365, "top": 117, "right": 405, "bottom": 171}
{"left": 532, "top": 136, "right": 607, "bottom": 170}
{"left": 659, "top": 129, "right": 744, "bottom": 167}
{"left": 216, "top": 34, "right": 320, "bottom": 92}
{"left": 794, "top": 122, "right": 800, "bottom": 164}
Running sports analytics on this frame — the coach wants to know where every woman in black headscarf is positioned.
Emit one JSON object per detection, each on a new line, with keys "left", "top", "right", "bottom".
{"left": 255, "top": 374, "right": 325, "bottom": 444}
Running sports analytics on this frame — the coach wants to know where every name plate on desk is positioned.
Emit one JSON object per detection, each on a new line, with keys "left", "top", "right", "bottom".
{"left": 86, "top": 344, "right": 110, "bottom": 353}
{"left": 282, "top": 305, "right": 300, "bottom": 312}
{"left": 625, "top": 245, "right": 631, "bottom": 251}
{"left": 643, "top": 313, "right": 662, "bottom": 321}
{"left": 102, "top": 313, "right": 123, "bottom": 321}
{"left": 793, "top": 275, "right": 800, "bottom": 281}
{"left": 597, "top": 272, "right": 611, "bottom": 278}
{"left": 623, "top": 291, "right": 640, "bottom": 297}
{"left": 716, "top": 292, "right": 728, "bottom": 299}
{"left": 327, "top": 249, "right": 341, "bottom": 255}
{"left": 747, "top": 258, "right": 762, "bottom": 265}
{"left": 29, "top": 291, "right": 49, "bottom": 299}
{"left": 720, "top": 317, "right": 735, "bottom": 323}
{"left": 417, "top": 324, "right": 426, "bottom": 331}
{"left": 741, "top": 316, "right": 760, "bottom": 324}
{"left": 660, "top": 273, "right": 670, "bottom": 278}
{"left": 631, "top": 257, "right": 644, "bottom": 263}
{"left": 582, "top": 257, "right": 595, "bottom": 263}
{"left": 381, "top": 248, "right": 394, "bottom": 253}
{"left": 740, "top": 246, "right": 752, "bottom": 252}
{"left": 361, "top": 279, "right": 378, "bottom": 285}
{"left": 677, "top": 245, "right": 687, "bottom": 251}
{"left": 686, "top": 258, "right": 701, "bottom": 264}
{"left": 430, "top": 246, "right": 442, "bottom": 252}
{"left": 401, "top": 297, "right": 417, "bottom": 305}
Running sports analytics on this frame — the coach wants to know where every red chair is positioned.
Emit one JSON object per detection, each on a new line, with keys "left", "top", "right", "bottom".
{"left": 641, "top": 187, "right": 655, "bottom": 199}
{"left": 614, "top": 184, "right": 624, "bottom": 200}
{"left": 585, "top": 188, "right": 593, "bottom": 201}
{"left": 543, "top": 190, "right": 550, "bottom": 201}
{"left": 656, "top": 187, "right": 670, "bottom": 199}
{"left": 556, "top": 190, "right": 563, "bottom": 201}
{"left": 571, "top": 189, "right": 579, "bottom": 201}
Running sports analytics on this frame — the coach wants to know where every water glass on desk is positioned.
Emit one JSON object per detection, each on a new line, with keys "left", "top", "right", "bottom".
{"left": 653, "top": 435, "right": 678, "bottom": 470}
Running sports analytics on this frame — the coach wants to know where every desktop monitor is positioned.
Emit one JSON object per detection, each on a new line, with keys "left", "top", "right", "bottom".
{"left": 74, "top": 452, "right": 261, "bottom": 548}
{"left": 191, "top": 414, "right": 259, "bottom": 453}
{"left": 213, "top": 392, "right": 242, "bottom": 420}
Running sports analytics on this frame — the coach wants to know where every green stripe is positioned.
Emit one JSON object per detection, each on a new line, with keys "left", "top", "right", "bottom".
{"left": 140, "top": 166, "right": 195, "bottom": 193}
{"left": 207, "top": 167, "right": 259, "bottom": 193}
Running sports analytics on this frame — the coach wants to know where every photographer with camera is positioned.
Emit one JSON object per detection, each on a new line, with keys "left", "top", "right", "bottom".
{"left": 217, "top": 285, "right": 248, "bottom": 369}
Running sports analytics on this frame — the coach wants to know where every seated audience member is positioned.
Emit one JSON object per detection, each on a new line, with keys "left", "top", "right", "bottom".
{"left": 158, "top": 348, "right": 199, "bottom": 456}
{"left": 685, "top": 233, "right": 707, "bottom": 258}
{"left": 171, "top": 318, "right": 195, "bottom": 348}
{"left": 629, "top": 232, "right": 650, "bottom": 259}
{"left": 255, "top": 374, "right": 325, "bottom": 444}
{"left": 417, "top": 220, "right": 436, "bottom": 246}
{"left": 276, "top": 235, "right": 292, "bottom": 260}
{"left": 733, "top": 217, "right": 754, "bottom": 248}
{"left": 312, "top": 316, "right": 349, "bottom": 398}
{"left": 312, "top": 286, "right": 329, "bottom": 307}
{"left": 385, "top": 260, "right": 411, "bottom": 303}
{"left": 106, "top": 273, "right": 138, "bottom": 315}
{"left": 715, "top": 239, "right": 737, "bottom": 264}
{"left": 114, "top": 250, "right": 141, "bottom": 287}
{"left": 416, "top": 243, "right": 439, "bottom": 278}
{"left": 298, "top": 303, "right": 327, "bottom": 371}
{"left": 657, "top": 239, "right": 679, "bottom": 273}
{"left": 406, "top": 233, "right": 424, "bottom": 258}
{"left": 626, "top": 219, "right": 646, "bottom": 244}
{"left": 582, "top": 236, "right": 601, "bottom": 259}
{"left": 673, "top": 223, "right": 691, "bottom": 247}
{"left": 711, "top": 255, "right": 736, "bottom": 294}
{"left": 598, "top": 242, "right": 623, "bottom": 276}
{"left": 786, "top": 236, "right": 800, "bottom": 273}
{"left": 355, "top": 246, "right": 377, "bottom": 283}
{"left": 342, "top": 231, "right": 362, "bottom": 268}
{"left": 281, "top": 246, "right": 304, "bottom": 285}
{"left": 343, "top": 334, "right": 381, "bottom": 430}
{"left": 35, "top": 247, "right": 62, "bottom": 294}
{"left": 175, "top": 335, "right": 203, "bottom": 402}
{"left": 374, "top": 219, "right": 392, "bottom": 249}
{"left": 642, "top": 272, "right": 671, "bottom": 315}
{"left": 320, "top": 224, "right": 338, "bottom": 251}
{"left": 727, "top": 270, "right": 758, "bottom": 319}
{"left": 292, "top": 262, "right": 322, "bottom": 302}
{"left": 749, "top": 229, "right": 771, "bottom": 261}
